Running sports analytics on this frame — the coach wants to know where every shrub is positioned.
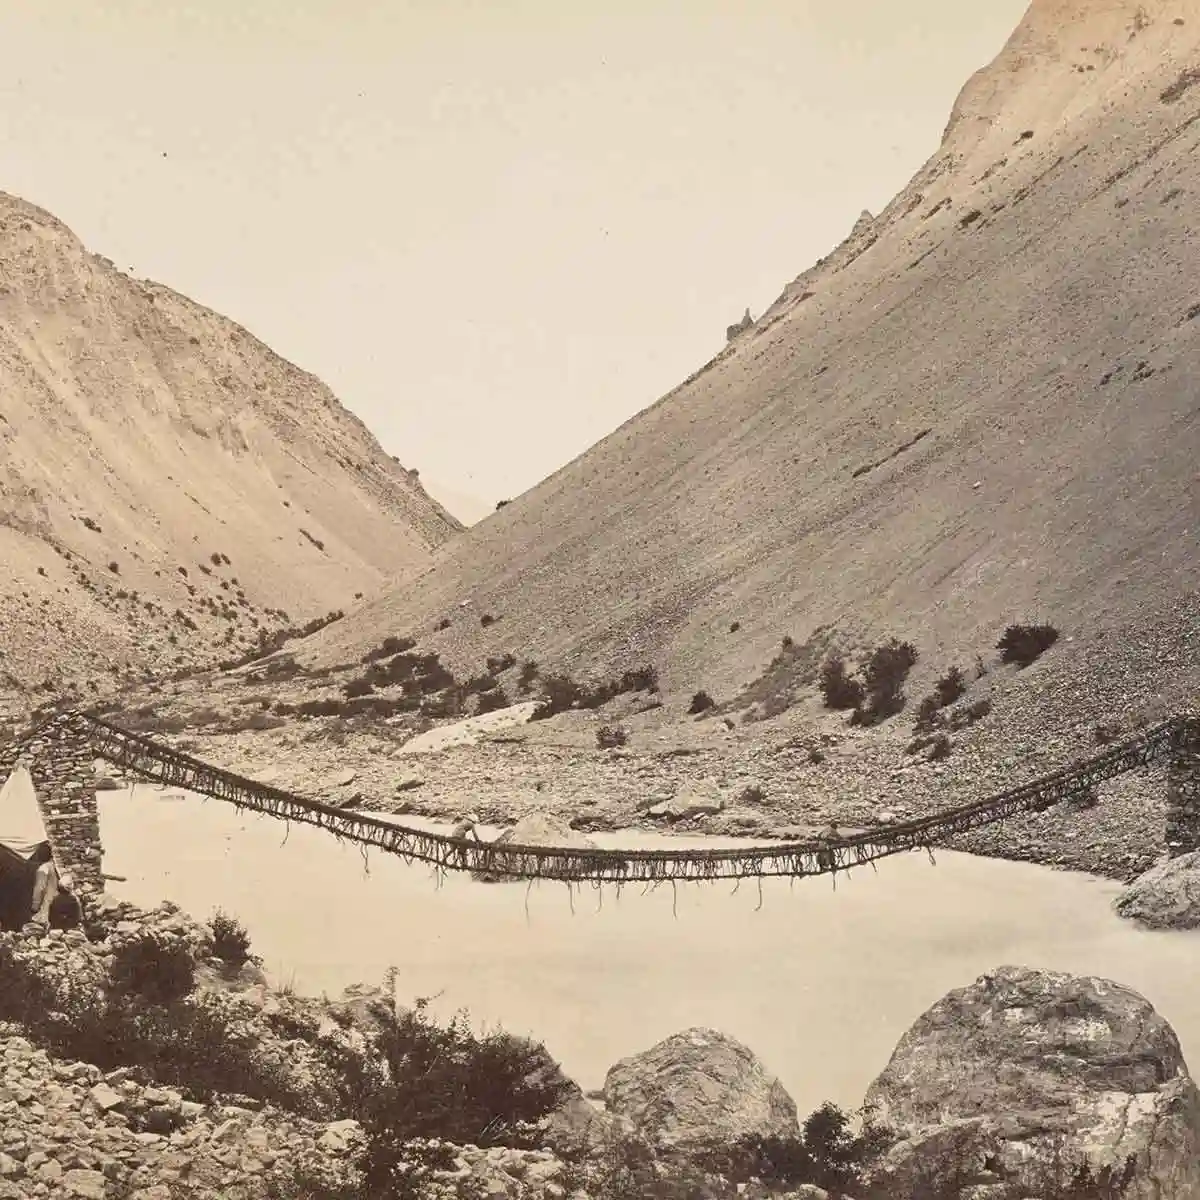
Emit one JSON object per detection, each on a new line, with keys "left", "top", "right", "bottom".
{"left": 318, "top": 995, "right": 575, "bottom": 1191}
{"left": 480, "top": 613, "right": 497, "bottom": 627}
{"left": 848, "top": 639, "right": 918, "bottom": 726}
{"left": 693, "top": 1102, "right": 891, "bottom": 1195}
{"left": 997, "top": 623, "right": 1059, "bottom": 667}
{"left": 517, "top": 660, "right": 539, "bottom": 693}
{"left": 363, "top": 636, "right": 417, "bottom": 663}
{"left": 434, "top": 617, "right": 451, "bottom": 631}
{"left": 597, "top": 725, "right": 628, "bottom": 749}
{"left": 476, "top": 687, "right": 510, "bottom": 715}
{"left": 934, "top": 665, "right": 967, "bottom": 707}
{"left": 486, "top": 653, "right": 517, "bottom": 675}
{"left": 107, "top": 561, "right": 120, "bottom": 574}
{"left": 689, "top": 690, "right": 716, "bottom": 715}
{"left": 209, "top": 910, "right": 256, "bottom": 970}
{"left": 109, "top": 933, "right": 197, "bottom": 1005}
{"left": 819, "top": 654, "right": 864, "bottom": 710}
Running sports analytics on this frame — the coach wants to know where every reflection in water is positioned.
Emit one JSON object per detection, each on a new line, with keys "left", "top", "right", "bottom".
{"left": 100, "top": 785, "right": 1200, "bottom": 1117}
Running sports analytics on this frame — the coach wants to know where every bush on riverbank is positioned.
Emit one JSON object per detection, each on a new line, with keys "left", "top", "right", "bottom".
{"left": 313, "top": 990, "right": 576, "bottom": 1193}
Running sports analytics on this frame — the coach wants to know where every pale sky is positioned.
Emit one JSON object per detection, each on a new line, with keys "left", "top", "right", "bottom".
{"left": 0, "top": 1, "right": 1029, "bottom": 514}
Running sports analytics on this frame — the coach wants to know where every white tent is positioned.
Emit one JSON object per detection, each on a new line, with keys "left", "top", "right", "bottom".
{"left": 0, "top": 764, "right": 48, "bottom": 857}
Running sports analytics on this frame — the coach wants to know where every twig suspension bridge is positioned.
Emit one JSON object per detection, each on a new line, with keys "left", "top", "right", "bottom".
{"left": 8, "top": 709, "right": 1199, "bottom": 890}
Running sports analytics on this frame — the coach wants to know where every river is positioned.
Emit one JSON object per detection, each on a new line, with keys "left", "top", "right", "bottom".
{"left": 98, "top": 783, "right": 1200, "bottom": 1119}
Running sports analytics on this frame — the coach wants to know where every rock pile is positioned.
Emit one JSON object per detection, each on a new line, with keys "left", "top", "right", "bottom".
{"left": 0, "top": 1032, "right": 362, "bottom": 1199}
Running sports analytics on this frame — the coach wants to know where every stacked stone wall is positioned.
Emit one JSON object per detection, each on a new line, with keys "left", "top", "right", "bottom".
{"left": 1165, "top": 716, "right": 1200, "bottom": 857}
{"left": 15, "top": 715, "right": 105, "bottom": 891}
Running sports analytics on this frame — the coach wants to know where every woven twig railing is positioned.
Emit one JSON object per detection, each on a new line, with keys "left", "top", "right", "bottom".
{"left": 22, "top": 710, "right": 1194, "bottom": 884}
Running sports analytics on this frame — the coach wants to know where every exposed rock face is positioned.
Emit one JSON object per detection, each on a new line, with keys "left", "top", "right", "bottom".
{"left": 0, "top": 190, "right": 461, "bottom": 703}
{"left": 865, "top": 965, "right": 1200, "bottom": 1200}
{"left": 1115, "top": 850, "right": 1200, "bottom": 929}
{"left": 603, "top": 1027, "right": 798, "bottom": 1153}
{"left": 725, "top": 307, "right": 754, "bottom": 342}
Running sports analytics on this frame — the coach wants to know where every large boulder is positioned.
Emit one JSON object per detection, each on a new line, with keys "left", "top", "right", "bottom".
{"left": 1115, "top": 851, "right": 1200, "bottom": 929}
{"left": 602, "top": 1027, "right": 798, "bottom": 1154}
{"left": 864, "top": 965, "right": 1200, "bottom": 1200}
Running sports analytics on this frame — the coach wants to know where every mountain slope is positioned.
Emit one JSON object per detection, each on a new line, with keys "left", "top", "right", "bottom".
{"left": 293, "top": 0, "right": 1199, "bottom": 724}
{"left": 0, "top": 192, "right": 461, "bottom": 706}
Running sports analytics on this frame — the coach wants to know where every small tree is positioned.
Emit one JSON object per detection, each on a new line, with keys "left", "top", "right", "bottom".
{"left": 819, "top": 655, "right": 865, "bottom": 710}
{"left": 109, "top": 933, "right": 196, "bottom": 1005}
{"left": 997, "top": 623, "right": 1059, "bottom": 667}
{"left": 209, "top": 910, "right": 256, "bottom": 971}
{"left": 853, "top": 639, "right": 918, "bottom": 724}
{"left": 688, "top": 690, "right": 716, "bottom": 715}
{"left": 934, "top": 665, "right": 967, "bottom": 707}
{"left": 597, "top": 726, "right": 628, "bottom": 749}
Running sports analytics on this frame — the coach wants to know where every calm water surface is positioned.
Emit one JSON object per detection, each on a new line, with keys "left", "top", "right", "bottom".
{"left": 99, "top": 785, "right": 1200, "bottom": 1118}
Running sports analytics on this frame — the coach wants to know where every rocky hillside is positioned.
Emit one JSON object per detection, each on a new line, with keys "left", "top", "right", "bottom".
{"left": 0, "top": 191, "right": 460, "bottom": 711}
{"left": 285, "top": 0, "right": 1200, "bottom": 734}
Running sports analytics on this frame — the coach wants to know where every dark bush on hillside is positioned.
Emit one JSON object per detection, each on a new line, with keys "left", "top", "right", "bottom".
{"left": 597, "top": 725, "right": 628, "bottom": 749}
{"left": 851, "top": 639, "right": 919, "bottom": 725}
{"left": 363, "top": 651, "right": 456, "bottom": 694}
{"left": 475, "top": 687, "right": 510, "bottom": 715}
{"left": 620, "top": 665, "right": 659, "bottom": 694}
{"left": 486, "top": 653, "right": 517, "bottom": 675}
{"left": 997, "top": 623, "right": 1059, "bottom": 667}
{"left": 109, "top": 933, "right": 197, "bottom": 1005}
{"left": 819, "top": 655, "right": 865, "bottom": 710}
{"left": 463, "top": 673, "right": 501, "bottom": 695}
{"left": 530, "top": 674, "right": 584, "bottom": 720}
{"left": 689, "top": 690, "right": 716, "bottom": 715}
{"left": 862, "top": 639, "right": 918, "bottom": 709}
{"left": 434, "top": 617, "right": 451, "bottom": 631}
{"left": 317, "top": 996, "right": 575, "bottom": 1192}
{"left": 480, "top": 613, "right": 497, "bottom": 627}
{"left": 362, "top": 636, "right": 417, "bottom": 663}
{"left": 934, "top": 665, "right": 967, "bottom": 707}
{"left": 209, "top": 910, "right": 256, "bottom": 971}
{"left": 531, "top": 665, "right": 659, "bottom": 720}
{"left": 517, "top": 660, "right": 539, "bottom": 693}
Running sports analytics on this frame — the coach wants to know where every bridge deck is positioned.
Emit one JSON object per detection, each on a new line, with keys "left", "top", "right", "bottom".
{"left": 11, "top": 710, "right": 1190, "bottom": 888}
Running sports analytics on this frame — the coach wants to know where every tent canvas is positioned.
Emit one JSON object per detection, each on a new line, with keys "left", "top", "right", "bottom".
{"left": 0, "top": 765, "right": 48, "bottom": 858}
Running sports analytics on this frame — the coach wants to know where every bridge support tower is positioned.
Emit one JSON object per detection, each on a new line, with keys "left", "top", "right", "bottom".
{"left": 1165, "top": 716, "right": 1200, "bottom": 858}
{"left": 0, "top": 714, "right": 104, "bottom": 892}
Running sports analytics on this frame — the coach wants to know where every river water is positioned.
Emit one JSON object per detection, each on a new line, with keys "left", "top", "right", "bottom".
{"left": 98, "top": 784, "right": 1200, "bottom": 1119}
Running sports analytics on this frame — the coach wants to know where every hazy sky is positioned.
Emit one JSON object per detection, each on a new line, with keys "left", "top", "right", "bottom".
{"left": 0, "top": 1, "right": 1028, "bottom": 514}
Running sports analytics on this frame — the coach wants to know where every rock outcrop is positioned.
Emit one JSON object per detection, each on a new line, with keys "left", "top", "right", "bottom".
{"left": 0, "top": 1033, "right": 361, "bottom": 1200}
{"left": 865, "top": 965, "right": 1200, "bottom": 1200}
{"left": 1115, "top": 850, "right": 1200, "bottom": 930}
{"left": 603, "top": 1027, "right": 798, "bottom": 1154}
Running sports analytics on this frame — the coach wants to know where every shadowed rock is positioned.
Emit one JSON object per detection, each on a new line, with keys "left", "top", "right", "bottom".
{"left": 865, "top": 965, "right": 1200, "bottom": 1200}
{"left": 1115, "top": 850, "right": 1200, "bottom": 929}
